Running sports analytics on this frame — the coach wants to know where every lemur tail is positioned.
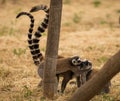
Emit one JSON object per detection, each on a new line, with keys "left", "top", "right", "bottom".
{"left": 16, "top": 12, "right": 40, "bottom": 65}
{"left": 29, "top": 5, "right": 49, "bottom": 65}
{"left": 16, "top": 12, "right": 34, "bottom": 41}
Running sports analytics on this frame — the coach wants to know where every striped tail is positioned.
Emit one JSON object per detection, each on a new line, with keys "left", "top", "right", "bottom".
{"left": 29, "top": 5, "right": 49, "bottom": 65}
{"left": 16, "top": 12, "right": 34, "bottom": 41}
{"left": 16, "top": 12, "right": 37, "bottom": 64}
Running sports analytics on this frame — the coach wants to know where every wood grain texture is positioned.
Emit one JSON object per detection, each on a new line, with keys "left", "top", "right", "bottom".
{"left": 43, "top": 0, "right": 62, "bottom": 99}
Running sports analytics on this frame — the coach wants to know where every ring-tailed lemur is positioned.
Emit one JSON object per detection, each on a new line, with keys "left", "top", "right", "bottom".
{"left": 29, "top": 5, "right": 93, "bottom": 92}
{"left": 57, "top": 59, "right": 92, "bottom": 93}
{"left": 16, "top": 5, "right": 92, "bottom": 93}
{"left": 70, "top": 67, "right": 111, "bottom": 94}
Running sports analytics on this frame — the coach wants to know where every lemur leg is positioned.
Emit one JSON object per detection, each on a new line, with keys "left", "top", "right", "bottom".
{"left": 76, "top": 76, "right": 81, "bottom": 87}
{"left": 61, "top": 72, "right": 73, "bottom": 93}
{"left": 80, "top": 72, "right": 87, "bottom": 85}
{"left": 56, "top": 74, "right": 60, "bottom": 92}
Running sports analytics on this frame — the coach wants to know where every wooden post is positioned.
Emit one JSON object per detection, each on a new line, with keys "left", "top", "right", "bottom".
{"left": 69, "top": 50, "right": 120, "bottom": 101}
{"left": 43, "top": 0, "right": 62, "bottom": 99}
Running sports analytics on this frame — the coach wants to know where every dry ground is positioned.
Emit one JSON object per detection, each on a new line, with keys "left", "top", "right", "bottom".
{"left": 0, "top": 0, "right": 120, "bottom": 101}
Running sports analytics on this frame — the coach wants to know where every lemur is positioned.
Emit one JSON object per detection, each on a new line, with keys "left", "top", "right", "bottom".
{"left": 56, "top": 59, "right": 92, "bottom": 93}
{"left": 16, "top": 5, "right": 92, "bottom": 93}
{"left": 70, "top": 68, "right": 111, "bottom": 94}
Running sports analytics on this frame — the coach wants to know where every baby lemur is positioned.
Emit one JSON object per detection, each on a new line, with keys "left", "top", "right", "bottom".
{"left": 70, "top": 68, "right": 111, "bottom": 94}
{"left": 16, "top": 5, "right": 92, "bottom": 93}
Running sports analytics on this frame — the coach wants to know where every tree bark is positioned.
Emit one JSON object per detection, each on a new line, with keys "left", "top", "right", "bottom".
{"left": 69, "top": 50, "right": 120, "bottom": 101}
{"left": 43, "top": 0, "right": 62, "bottom": 99}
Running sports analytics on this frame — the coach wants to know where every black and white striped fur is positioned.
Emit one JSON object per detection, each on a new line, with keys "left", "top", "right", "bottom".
{"left": 29, "top": 5, "right": 49, "bottom": 65}
{"left": 16, "top": 5, "right": 92, "bottom": 93}
{"left": 16, "top": 5, "right": 49, "bottom": 66}
{"left": 16, "top": 12, "right": 36, "bottom": 62}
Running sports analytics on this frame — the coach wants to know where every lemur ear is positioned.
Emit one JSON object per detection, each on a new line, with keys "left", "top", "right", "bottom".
{"left": 77, "top": 58, "right": 82, "bottom": 63}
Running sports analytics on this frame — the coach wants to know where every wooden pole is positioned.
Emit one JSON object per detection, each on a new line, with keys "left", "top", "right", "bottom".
{"left": 69, "top": 50, "right": 120, "bottom": 101}
{"left": 43, "top": 0, "right": 62, "bottom": 99}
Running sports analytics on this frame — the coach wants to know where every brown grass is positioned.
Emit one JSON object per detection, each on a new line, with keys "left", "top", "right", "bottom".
{"left": 0, "top": 0, "right": 120, "bottom": 101}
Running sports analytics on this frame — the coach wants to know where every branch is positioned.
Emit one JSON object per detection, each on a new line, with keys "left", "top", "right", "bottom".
{"left": 69, "top": 50, "right": 120, "bottom": 101}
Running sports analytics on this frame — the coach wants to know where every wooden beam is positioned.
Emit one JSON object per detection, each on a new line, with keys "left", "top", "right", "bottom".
{"left": 43, "top": 0, "right": 62, "bottom": 99}
{"left": 69, "top": 50, "right": 120, "bottom": 101}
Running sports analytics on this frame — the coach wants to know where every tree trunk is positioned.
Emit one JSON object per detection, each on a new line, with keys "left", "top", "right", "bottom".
{"left": 43, "top": 0, "right": 62, "bottom": 99}
{"left": 69, "top": 50, "right": 120, "bottom": 101}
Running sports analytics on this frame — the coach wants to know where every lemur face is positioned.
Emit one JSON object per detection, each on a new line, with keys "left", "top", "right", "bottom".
{"left": 70, "top": 56, "right": 92, "bottom": 72}
{"left": 78, "top": 60, "right": 92, "bottom": 71}
{"left": 71, "top": 56, "right": 82, "bottom": 66}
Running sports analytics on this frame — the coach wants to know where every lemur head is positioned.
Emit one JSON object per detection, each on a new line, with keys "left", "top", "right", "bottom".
{"left": 70, "top": 56, "right": 92, "bottom": 73}
{"left": 78, "top": 59, "right": 92, "bottom": 71}
{"left": 70, "top": 56, "right": 82, "bottom": 66}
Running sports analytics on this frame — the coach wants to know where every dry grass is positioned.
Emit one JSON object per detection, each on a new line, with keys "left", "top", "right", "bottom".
{"left": 0, "top": 0, "right": 120, "bottom": 101}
